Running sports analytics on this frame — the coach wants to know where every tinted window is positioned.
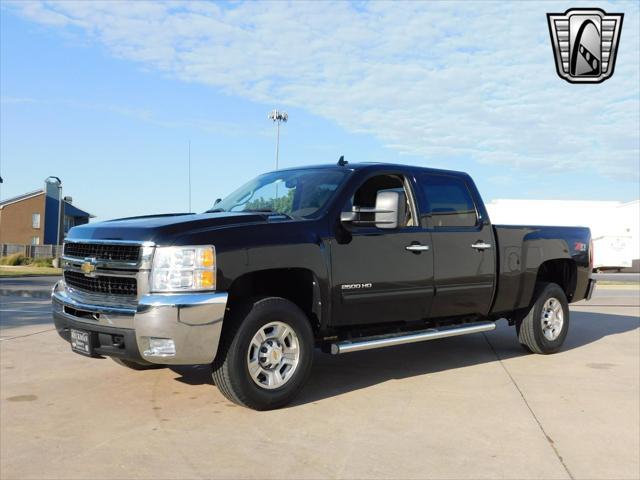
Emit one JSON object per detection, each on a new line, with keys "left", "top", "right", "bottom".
{"left": 420, "top": 174, "right": 477, "bottom": 227}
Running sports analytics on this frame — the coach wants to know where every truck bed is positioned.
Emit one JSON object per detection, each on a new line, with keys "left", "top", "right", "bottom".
{"left": 491, "top": 224, "right": 592, "bottom": 314}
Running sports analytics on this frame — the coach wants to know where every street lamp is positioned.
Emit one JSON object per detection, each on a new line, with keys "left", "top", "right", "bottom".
{"left": 268, "top": 109, "right": 288, "bottom": 170}
{"left": 45, "top": 176, "right": 63, "bottom": 247}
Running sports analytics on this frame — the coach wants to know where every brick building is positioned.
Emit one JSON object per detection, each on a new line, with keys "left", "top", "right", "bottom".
{"left": 0, "top": 181, "right": 92, "bottom": 245}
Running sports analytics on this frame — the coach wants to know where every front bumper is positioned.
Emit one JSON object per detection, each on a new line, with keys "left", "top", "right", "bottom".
{"left": 52, "top": 281, "right": 228, "bottom": 365}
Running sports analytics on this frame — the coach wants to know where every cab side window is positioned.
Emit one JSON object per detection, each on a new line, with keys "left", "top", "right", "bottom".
{"left": 347, "top": 174, "right": 415, "bottom": 228}
{"left": 420, "top": 174, "right": 477, "bottom": 228}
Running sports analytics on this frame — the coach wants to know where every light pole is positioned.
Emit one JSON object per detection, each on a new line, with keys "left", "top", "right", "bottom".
{"left": 268, "top": 109, "right": 288, "bottom": 171}
{"left": 45, "top": 176, "right": 63, "bottom": 247}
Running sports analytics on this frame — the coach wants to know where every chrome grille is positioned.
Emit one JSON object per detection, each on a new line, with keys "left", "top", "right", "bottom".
{"left": 64, "top": 270, "right": 137, "bottom": 296}
{"left": 64, "top": 243, "right": 140, "bottom": 262}
{"left": 62, "top": 241, "right": 150, "bottom": 302}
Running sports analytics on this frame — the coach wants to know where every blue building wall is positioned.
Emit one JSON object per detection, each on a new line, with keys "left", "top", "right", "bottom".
{"left": 43, "top": 182, "right": 60, "bottom": 245}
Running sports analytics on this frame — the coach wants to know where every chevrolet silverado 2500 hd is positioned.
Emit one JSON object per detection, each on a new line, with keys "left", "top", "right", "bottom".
{"left": 53, "top": 162, "right": 596, "bottom": 409}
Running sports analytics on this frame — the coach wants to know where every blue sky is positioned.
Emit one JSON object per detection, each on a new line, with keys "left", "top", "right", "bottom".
{"left": 1, "top": 1, "right": 638, "bottom": 221}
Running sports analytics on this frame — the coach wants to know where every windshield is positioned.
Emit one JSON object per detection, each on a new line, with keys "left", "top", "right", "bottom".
{"left": 211, "top": 168, "right": 349, "bottom": 218}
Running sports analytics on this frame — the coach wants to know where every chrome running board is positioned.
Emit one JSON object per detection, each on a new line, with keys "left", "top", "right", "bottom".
{"left": 330, "top": 321, "right": 496, "bottom": 354}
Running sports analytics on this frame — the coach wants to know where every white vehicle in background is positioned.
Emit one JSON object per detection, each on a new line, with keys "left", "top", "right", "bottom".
{"left": 593, "top": 235, "right": 635, "bottom": 271}
{"left": 485, "top": 199, "right": 639, "bottom": 272}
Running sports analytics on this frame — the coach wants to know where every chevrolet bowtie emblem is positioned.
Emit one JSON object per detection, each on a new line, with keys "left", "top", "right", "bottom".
{"left": 547, "top": 8, "right": 624, "bottom": 84}
{"left": 81, "top": 258, "right": 97, "bottom": 277}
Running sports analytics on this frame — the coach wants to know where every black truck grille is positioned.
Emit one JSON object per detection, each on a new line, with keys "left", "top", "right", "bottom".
{"left": 64, "top": 271, "right": 137, "bottom": 296}
{"left": 64, "top": 243, "right": 140, "bottom": 262}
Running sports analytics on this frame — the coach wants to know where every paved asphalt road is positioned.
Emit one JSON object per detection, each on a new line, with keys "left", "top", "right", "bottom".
{"left": 1, "top": 276, "right": 639, "bottom": 479}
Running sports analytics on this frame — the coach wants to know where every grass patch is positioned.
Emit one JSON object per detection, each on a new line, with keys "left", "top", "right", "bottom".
{"left": 595, "top": 283, "right": 639, "bottom": 291}
{"left": 0, "top": 253, "right": 28, "bottom": 266}
{"left": 0, "top": 266, "right": 62, "bottom": 277}
{"left": 30, "top": 257, "right": 54, "bottom": 267}
{"left": 0, "top": 254, "right": 54, "bottom": 267}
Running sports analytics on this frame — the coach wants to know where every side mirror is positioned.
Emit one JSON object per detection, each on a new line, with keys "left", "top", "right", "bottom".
{"left": 214, "top": 198, "right": 222, "bottom": 206}
{"left": 340, "top": 190, "right": 406, "bottom": 229}
{"left": 374, "top": 190, "right": 405, "bottom": 229}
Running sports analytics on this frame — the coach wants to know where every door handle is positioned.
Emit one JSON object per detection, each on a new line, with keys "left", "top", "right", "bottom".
{"left": 471, "top": 242, "right": 492, "bottom": 250}
{"left": 405, "top": 244, "right": 430, "bottom": 252}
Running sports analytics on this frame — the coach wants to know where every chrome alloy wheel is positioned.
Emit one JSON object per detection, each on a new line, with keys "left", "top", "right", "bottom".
{"left": 541, "top": 297, "right": 564, "bottom": 341}
{"left": 247, "top": 321, "right": 300, "bottom": 390}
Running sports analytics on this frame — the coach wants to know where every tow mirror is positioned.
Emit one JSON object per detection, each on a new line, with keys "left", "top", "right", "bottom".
{"left": 374, "top": 190, "right": 405, "bottom": 229}
{"left": 340, "top": 190, "right": 406, "bottom": 229}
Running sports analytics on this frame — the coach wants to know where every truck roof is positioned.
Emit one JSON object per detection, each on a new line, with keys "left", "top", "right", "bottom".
{"left": 274, "top": 162, "right": 470, "bottom": 178}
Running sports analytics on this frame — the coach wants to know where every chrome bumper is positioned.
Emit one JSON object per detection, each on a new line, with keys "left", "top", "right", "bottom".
{"left": 52, "top": 281, "right": 227, "bottom": 365}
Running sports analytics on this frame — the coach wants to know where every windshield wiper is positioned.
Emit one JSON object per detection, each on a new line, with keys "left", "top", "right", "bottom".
{"left": 205, "top": 208, "right": 225, "bottom": 213}
{"left": 244, "top": 208, "right": 294, "bottom": 219}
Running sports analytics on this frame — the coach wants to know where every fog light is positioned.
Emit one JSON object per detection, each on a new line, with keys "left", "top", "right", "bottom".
{"left": 145, "top": 337, "right": 176, "bottom": 357}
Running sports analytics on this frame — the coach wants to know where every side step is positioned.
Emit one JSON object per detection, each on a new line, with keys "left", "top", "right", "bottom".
{"left": 330, "top": 321, "right": 496, "bottom": 354}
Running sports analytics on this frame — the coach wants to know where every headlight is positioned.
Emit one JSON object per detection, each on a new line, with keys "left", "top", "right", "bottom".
{"left": 150, "top": 246, "right": 216, "bottom": 292}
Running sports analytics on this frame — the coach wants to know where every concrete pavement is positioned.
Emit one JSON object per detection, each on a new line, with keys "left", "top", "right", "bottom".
{"left": 1, "top": 277, "right": 638, "bottom": 479}
{"left": 592, "top": 272, "right": 640, "bottom": 283}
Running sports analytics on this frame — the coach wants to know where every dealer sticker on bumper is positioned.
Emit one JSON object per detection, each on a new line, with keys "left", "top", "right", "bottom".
{"left": 70, "top": 329, "right": 91, "bottom": 356}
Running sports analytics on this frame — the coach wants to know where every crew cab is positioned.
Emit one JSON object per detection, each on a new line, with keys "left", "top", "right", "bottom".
{"left": 52, "top": 162, "right": 596, "bottom": 409}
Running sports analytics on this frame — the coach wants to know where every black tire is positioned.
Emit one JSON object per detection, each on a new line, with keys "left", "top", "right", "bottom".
{"left": 212, "top": 297, "right": 314, "bottom": 410}
{"left": 517, "top": 282, "right": 569, "bottom": 354}
{"left": 111, "top": 357, "right": 164, "bottom": 370}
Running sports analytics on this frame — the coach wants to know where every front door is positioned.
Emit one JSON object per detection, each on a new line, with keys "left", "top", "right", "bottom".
{"left": 330, "top": 173, "right": 434, "bottom": 326}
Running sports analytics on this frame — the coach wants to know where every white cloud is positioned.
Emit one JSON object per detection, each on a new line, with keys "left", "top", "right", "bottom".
{"left": 0, "top": 96, "right": 245, "bottom": 136}
{"left": 0, "top": 96, "right": 37, "bottom": 104}
{"left": 6, "top": 0, "right": 639, "bottom": 180}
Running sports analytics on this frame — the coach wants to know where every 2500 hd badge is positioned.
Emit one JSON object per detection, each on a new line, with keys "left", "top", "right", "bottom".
{"left": 341, "top": 283, "right": 372, "bottom": 290}
{"left": 53, "top": 161, "right": 596, "bottom": 410}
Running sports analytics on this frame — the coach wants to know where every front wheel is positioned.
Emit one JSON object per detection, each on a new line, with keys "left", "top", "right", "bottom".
{"left": 517, "top": 282, "right": 570, "bottom": 354}
{"left": 212, "top": 297, "right": 314, "bottom": 410}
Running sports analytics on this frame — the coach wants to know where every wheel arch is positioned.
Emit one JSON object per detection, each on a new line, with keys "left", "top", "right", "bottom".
{"left": 535, "top": 258, "right": 578, "bottom": 301}
{"left": 225, "top": 268, "right": 322, "bottom": 332}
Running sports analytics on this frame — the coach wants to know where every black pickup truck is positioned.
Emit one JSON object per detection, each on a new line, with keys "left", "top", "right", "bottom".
{"left": 53, "top": 161, "right": 595, "bottom": 409}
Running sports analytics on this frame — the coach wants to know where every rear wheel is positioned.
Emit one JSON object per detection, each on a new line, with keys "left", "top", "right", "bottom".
{"left": 212, "top": 297, "right": 314, "bottom": 410}
{"left": 517, "top": 282, "right": 569, "bottom": 354}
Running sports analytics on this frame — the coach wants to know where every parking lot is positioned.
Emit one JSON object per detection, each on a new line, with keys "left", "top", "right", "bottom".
{"left": 1, "top": 276, "right": 639, "bottom": 479}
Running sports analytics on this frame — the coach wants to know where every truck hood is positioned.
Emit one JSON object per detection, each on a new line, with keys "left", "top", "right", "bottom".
{"left": 66, "top": 212, "right": 271, "bottom": 244}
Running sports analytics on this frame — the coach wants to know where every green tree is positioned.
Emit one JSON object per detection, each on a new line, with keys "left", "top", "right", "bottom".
{"left": 245, "top": 189, "right": 294, "bottom": 214}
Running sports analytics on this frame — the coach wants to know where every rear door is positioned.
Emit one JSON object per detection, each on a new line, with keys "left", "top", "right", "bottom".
{"left": 416, "top": 173, "right": 496, "bottom": 318}
{"left": 330, "top": 172, "right": 434, "bottom": 326}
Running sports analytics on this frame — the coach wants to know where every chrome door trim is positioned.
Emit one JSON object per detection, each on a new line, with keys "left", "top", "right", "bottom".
{"left": 405, "top": 244, "right": 430, "bottom": 252}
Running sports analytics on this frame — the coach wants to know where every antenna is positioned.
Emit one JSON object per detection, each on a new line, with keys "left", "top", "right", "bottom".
{"left": 188, "top": 140, "right": 192, "bottom": 213}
